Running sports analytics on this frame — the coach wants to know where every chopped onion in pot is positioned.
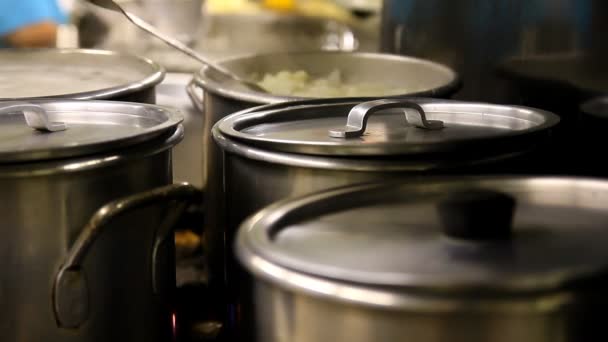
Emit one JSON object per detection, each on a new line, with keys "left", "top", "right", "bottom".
{"left": 256, "top": 69, "right": 412, "bottom": 97}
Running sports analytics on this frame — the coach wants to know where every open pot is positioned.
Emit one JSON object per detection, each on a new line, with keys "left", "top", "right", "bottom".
{"left": 188, "top": 51, "right": 459, "bottom": 207}
{"left": 237, "top": 176, "right": 608, "bottom": 342}
{"left": 0, "top": 100, "right": 200, "bottom": 341}
{"left": 211, "top": 97, "right": 559, "bottom": 340}
{"left": 0, "top": 49, "right": 165, "bottom": 104}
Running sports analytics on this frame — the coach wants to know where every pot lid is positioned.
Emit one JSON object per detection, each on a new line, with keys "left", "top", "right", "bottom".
{"left": 218, "top": 99, "right": 559, "bottom": 156}
{"left": 0, "top": 100, "right": 182, "bottom": 163}
{"left": 0, "top": 49, "right": 164, "bottom": 100}
{"left": 238, "top": 177, "right": 608, "bottom": 293}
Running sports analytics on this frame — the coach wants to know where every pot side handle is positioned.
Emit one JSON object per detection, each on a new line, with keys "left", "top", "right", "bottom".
{"left": 52, "top": 182, "right": 202, "bottom": 329}
{"left": 187, "top": 77, "right": 205, "bottom": 113}
{"left": 328, "top": 99, "right": 444, "bottom": 138}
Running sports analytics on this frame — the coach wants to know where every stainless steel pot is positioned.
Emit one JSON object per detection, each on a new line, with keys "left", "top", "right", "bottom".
{"left": 0, "top": 100, "right": 200, "bottom": 341}
{"left": 190, "top": 51, "right": 459, "bottom": 273}
{"left": 211, "top": 98, "right": 559, "bottom": 341}
{"left": 380, "top": 0, "right": 608, "bottom": 103}
{"left": 237, "top": 176, "right": 608, "bottom": 342}
{"left": 0, "top": 49, "right": 165, "bottom": 103}
{"left": 190, "top": 51, "right": 459, "bottom": 183}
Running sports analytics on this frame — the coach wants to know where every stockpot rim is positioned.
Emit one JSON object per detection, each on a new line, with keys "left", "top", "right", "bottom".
{"left": 0, "top": 124, "right": 183, "bottom": 177}
{"left": 0, "top": 99, "right": 183, "bottom": 163}
{"left": 192, "top": 51, "right": 462, "bottom": 104}
{"left": 0, "top": 48, "right": 166, "bottom": 101}
{"left": 0, "top": 98, "right": 185, "bottom": 175}
{"left": 236, "top": 176, "right": 608, "bottom": 311}
{"left": 212, "top": 97, "right": 559, "bottom": 169}
{"left": 212, "top": 126, "right": 539, "bottom": 171}
{"left": 236, "top": 232, "right": 574, "bottom": 313}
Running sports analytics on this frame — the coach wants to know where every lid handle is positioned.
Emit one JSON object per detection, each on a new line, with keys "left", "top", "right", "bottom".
{"left": 437, "top": 189, "right": 516, "bottom": 241}
{"left": 0, "top": 102, "right": 67, "bottom": 132}
{"left": 328, "top": 99, "right": 444, "bottom": 138}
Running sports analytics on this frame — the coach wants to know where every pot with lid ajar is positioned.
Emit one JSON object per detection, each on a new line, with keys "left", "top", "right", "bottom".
{"left": 0, "top": 100, "right": 201, "bottom": 342}
{"left": 0, "top": 48, "right": 165, "bottom": 104}
{"left": 210, "top": 97, "right": 560, "bottom": 340}
{"left": 236, "top": 176, "right": 608, "bottom": 342}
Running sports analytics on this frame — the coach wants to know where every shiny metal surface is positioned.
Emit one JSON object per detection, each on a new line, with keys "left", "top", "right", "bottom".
{"left": 380, "top": 0, "right": 608, "bottom": 103}
{"left": 248, "top": 278, "right": 583, "bottom": 342}
{"left": 210, "top": 98, "right": 557, "bottom": 341}
{"left": 88, "top": 0, "right": 267, "bottom": 93}
{"left": 0, "top": 102, "right": 67, "bottom": 132}
{"left": 218, "top": 98, "right": 558, "bottom": 156}
{"left": 53, "top": 183, "right": 198, "bottom": 328}
{"left": 0, "top": 49, "right": 164, "bottom": 102}
{"left": 0, "top": 123, "right": 189, "bottom": 341}
{"left": 235, "top": 177, "right": 608, "bottom": 342}
{"left": 238, "top": 177, "right": 608, "bottom": 292}
{"left": 194, "top": 53, "right": 459, "bottom": 249}
{"left": 328, "top": 99, "right": 444, "bottom": 138}
{"left": 193, "top": 51, "right": 459, "bottom": 106}
{"left": 156, "top": 73, "right": 203, "bottom": 187}
{"left": 0, "top": 100, "right": 182, "bottom": 162}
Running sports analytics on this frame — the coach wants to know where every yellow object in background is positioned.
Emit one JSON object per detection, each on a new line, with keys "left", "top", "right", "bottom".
{"left": 206, "top": 0, "right": 355, "bottom": 23}
{"left": 263, "top": 0, "right": 296, "bottom": 11}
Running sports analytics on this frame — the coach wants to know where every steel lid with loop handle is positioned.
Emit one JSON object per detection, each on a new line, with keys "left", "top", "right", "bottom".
{"left": 217, "top": 98, "right": 560, "bottom": 157}
{"left": 0, "top": 100, "right": 183, "bottom": 163}
{"left": 237, "top": 176, "right": 608, "bottom": 300}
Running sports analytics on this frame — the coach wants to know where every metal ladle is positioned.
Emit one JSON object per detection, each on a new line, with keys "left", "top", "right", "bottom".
{"left": 88, "top": 0, "right": 269, "bottom": 93}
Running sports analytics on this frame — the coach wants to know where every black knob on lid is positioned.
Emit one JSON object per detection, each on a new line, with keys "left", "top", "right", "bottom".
{"left": 437, "top": 188, "right": 516, "bottom": 241}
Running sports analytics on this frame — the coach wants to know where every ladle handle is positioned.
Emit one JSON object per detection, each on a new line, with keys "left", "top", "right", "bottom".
{"left": 121, "top": 10, "right": 237, "bottom": 79}
{"left": 0, "top": 102, "right": 67, "bottom": 132}
{"left": 328, "top": 99, "right": 444, "bottom": 138}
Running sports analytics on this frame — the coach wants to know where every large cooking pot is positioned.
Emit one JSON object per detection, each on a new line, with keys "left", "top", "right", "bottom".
{"left": 0, "top": 49, "right": 165, "bottom": 103}
{"left": 191, "top": 51, "right": 460, "bottom": 187}
{"left": 0, "top": 100, "right": 200, "bottom": 341}
{"left": 380, "top": 0, "right": 608, "bottom": 103}
{"left": 237, "top": 176, "right": 608, "bottom": 342}
{"left": 211, "top": 97, "right": 559, "bottom": 341}
{"left": 190, "top": 50, "right": 459, "bottom": 269}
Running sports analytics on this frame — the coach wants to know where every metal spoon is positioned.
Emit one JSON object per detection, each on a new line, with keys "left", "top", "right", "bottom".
{"left": 88, "top": 0, "right": 268, "bottom": 93}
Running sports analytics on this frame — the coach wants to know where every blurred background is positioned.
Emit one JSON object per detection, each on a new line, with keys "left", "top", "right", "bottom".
{"left": 65, "top": 0, "right": 381, "bottom": 72}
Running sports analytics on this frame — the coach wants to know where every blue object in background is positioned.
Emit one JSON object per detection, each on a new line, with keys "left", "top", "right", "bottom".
{"left": 0, "top": 0, "right": 67, "bottom": 44}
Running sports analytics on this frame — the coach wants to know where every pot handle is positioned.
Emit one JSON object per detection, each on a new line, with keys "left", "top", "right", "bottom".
{"left": 328, "top": 99, "right": 444, "bottom": 138}
{"left": 0, "top": 101, "right": 67, "bottom": 132}
{"left": 52, "top": 182, "right": 202, "bottom": 329}
{"left": 187, "top": 77, "right": 205, "bottom": 113}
